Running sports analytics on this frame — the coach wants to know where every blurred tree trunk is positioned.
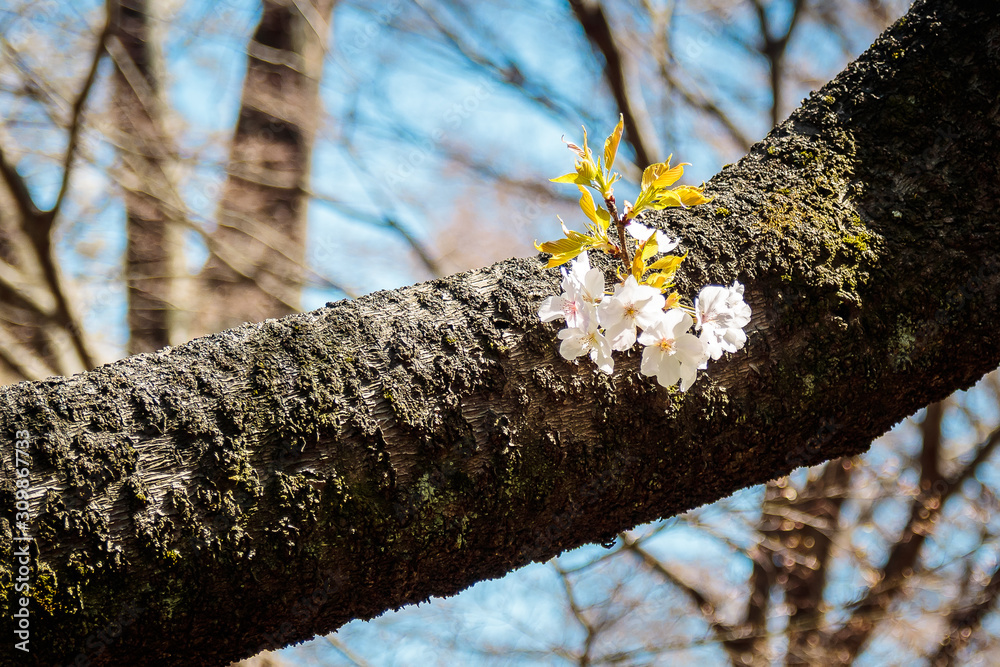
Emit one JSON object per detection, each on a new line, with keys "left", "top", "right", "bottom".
{"left": 194, "top": 0, "right": 337, "bottom": 336}
{"left": 2, "top": 0, "right": 1000, "bottom": 664}
{"left": 110, "top": 0, "right": 185, "bottom": 355}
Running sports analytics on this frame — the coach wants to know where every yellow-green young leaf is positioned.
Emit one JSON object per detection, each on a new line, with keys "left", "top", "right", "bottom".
{"left": 674, "top": 184, "right": 711, "bottom": 206}
{"left": 535, "top": 236, "right": 587, "bottom": 268}
{"left": 639, "top": 155, "right": 672, "bottom": 190}
{"left": 645, "top": 272, "right": 676, "bottom": 291}
{"left": 535, "top": 236, "right": 578, "bottom": 254}
{"left": 551, "top": 172, "right": 582, "bottom": 184}
{"left": 651, "top": 190, "right": 685, "bottom": 209}
{"left": 578, "top": 187, "right": 600, "bottom": 225}
{"left": 652, "top": 162, "right": 689, "bottom": 188}
{"left": 631, "top": 248, "right": 646, "bottom": 281}
{"left": 664, "top": 291, "right": 681, "bottom": 308}
{"left": 561, "top": 219, "right": 596, "bottom": 245}
{"left": 646, "top": 254, "right": 684, "bottom": 272}
{"left": 596, "top": 205, "right": 611, "bottom": 232}
{"left": 576, "top": 188, "right": 613, "bottom": 233}
{"left": 640, "top": 162, "right": 664, "bottom": 191}
{"left": 630, "top": 189, "right": 655, "bottom": 219}
{"left": 604, "top": 114, "right": 624, "bottom": 171}
{"left": 640, "top": 232, "right": 659, "bottom": 261}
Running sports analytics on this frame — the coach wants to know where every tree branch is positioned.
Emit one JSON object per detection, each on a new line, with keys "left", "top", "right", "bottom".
{"left": 621, "top": 534, "right": 749, "bottom": 664}
{"left": 780, "top": 461, "right": 851, "bottom": 665}
{"left": 829, "top": 423, "right": 1000, "bottom": 659}
{"left": 50, "top": 8, "right": 110, "bottom": 220}
{"left": 569, "top": 0, "right": 659, "bottom": 167}
{"left": 752, "top": 0, "right": 808, "bottom": 128}
{"left": 5, "top": 2, "right": 1000, "bottom": 663}
{"left": 0, "top": 143, "right": 42, "bottom": 221}
{"left": 929, "top": 554, "right": 1000, "bottom": 665}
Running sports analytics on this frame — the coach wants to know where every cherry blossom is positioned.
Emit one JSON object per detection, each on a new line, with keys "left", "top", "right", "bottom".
{"left": 557, "top": 313, "right": 614, "bottom": 374}
{"left": 638, "top": 310, "right": 709, "bottom": 391}
{"left": 695, "top": 281, "right": 752, "bottom": 360}
{"left": 537, "top": 117, "right": 749, "bottom": 388}
{"left": 538, "top": 253, "right": 604, "bottom": 329}
{"left": 626, "top": 222, "right": 680, "bottom": 253}
{"left": 598, "top": 276, "right": 665, "bottom": 351}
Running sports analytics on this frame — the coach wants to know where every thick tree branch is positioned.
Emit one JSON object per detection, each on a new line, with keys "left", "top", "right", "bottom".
{"left": 3, "top": 2, "right": 1000, "bottom": 664}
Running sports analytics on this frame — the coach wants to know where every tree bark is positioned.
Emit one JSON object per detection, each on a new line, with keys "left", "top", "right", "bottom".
{"left": 2, "top": 0, "right": 1000, "bottom": 664}
{"left": 110, "top": 0, "right": 186, "bottom": 356}
{"left": 194, "top": 0, "right": 337, "bottom": 336}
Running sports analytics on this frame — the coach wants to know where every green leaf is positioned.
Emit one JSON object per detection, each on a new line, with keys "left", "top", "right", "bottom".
{"left": 640, "top": 163, "right": 660, "bottom": 192}
{"left": 577, "top": 187, "right": 612, "bottom": 233}
{"left": 631, "top": 247, "right": 646, "bottom": 281}
{"left": 551, "top": 173, "right": 578, "bottom": 183}
{"left": 596, "top": 206, "right": 611, "bottom": 232}
{"left": 644, "top": 270, "right": 677, "bottom": 291}
{"left": 578, "top": 187, "right": 600, "bottom": 224}
{"left": 651, "top": 190, "right": 684, "bottom": 209}
{"left": 551, "top": 172, "right": 589, "bottom": 185}
{"left": 674, "top": 185, "right": 711, "bottom": 206}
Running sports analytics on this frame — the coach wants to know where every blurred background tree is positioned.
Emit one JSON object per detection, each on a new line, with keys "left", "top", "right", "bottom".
{"left": 4, "top": 1, "right": 1000, "bottom": 665}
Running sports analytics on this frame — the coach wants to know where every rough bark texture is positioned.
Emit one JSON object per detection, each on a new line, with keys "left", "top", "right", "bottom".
{"left": 194, "top": 0, "right": 336, "bottom": 336}
{"left": 2, "top": 1, "right": 1000, "bottom": 664}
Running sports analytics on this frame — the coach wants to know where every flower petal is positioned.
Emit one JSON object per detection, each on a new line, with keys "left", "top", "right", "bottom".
{"left": 656, "top": 357, "right": 681, "bottom": 388}
{"left": 538, "top": 295, "right": 566, "bottom": 322}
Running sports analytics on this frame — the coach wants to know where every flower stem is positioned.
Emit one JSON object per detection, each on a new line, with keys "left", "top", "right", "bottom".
{"left": 605, "top": 195, "right": 632, "bottom": 273}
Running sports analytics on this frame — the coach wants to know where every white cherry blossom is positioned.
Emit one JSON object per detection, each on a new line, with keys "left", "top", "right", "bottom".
{"left": 538, "top": 253, "right": 605, "bottom": 329}
{"left": 598, "top": 276, "right": 665, "bottom": 351}
{"left": 696, "top": 281, "right": 752, "bottom": 360}
{"left": 557, "top": 314, "right": 614, "bottom": 374}
{"left": 625, "top": 223, "right": 680, "bottom": 253}
{"left": 563, "top": 252, "right": 605, "bottom": 306}
{"left": 626, "top": 222, "right": 656, "bottom": 242}
{"left": 638, "top": 310, "right": 709, "bottom": 391}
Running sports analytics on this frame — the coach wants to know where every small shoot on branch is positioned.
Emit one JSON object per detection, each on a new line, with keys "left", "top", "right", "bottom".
{"left": 535, "top": 115, "right": 750, "bottom": 392}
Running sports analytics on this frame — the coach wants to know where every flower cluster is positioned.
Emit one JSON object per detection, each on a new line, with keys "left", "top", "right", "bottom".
{"left": 539, "top": 253, "right": 750, "bottom": 391}
{"left": 536, "top": 115, "right": 751, "bottom": 391}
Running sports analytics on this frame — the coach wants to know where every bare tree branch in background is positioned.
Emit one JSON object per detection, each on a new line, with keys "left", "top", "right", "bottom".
{"left": 0, "top": 8, "right": 105, "bottom": 380}
{"left": 569, "top": 0, "right": 659, "bottom": 167}
{"left": 751, "top": 0, "right": 807, "bottom": 129}
{"left": 828, "top": 420, "right": 1000, "bottom": 661}
{"left": 769, "top": 461, "right": 851, "bottom": 665}
{"left": 930, "top": 557, "right": 1000, "bottom": 666}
